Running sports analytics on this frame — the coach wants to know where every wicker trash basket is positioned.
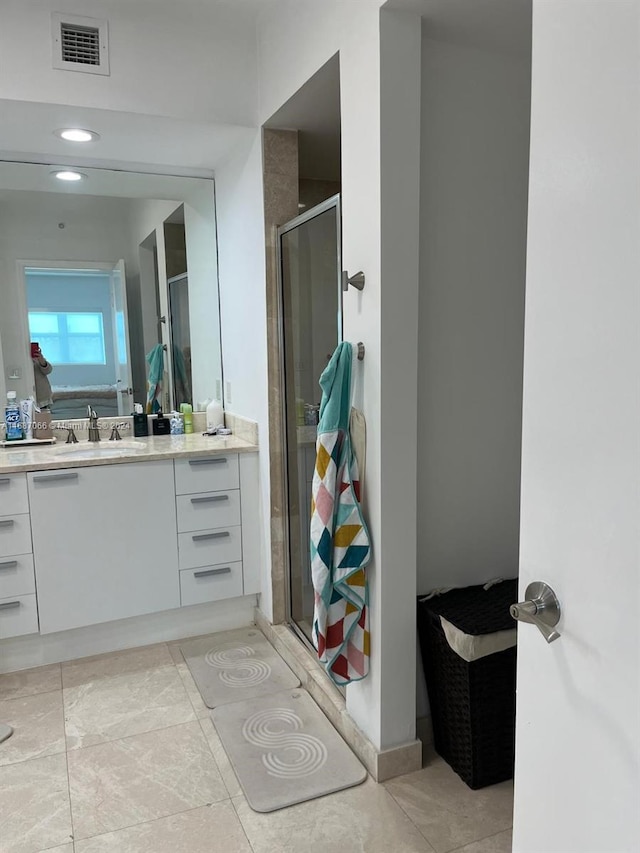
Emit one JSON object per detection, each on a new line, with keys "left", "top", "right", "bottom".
{"left": 417, "top": 579, "right": 518, "bottom": 789}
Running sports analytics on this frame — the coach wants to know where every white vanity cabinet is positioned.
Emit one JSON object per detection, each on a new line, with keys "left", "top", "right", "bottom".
{"left": 175, "top": 452, "right": 261, "bottom": 605}
{"left": 28, "top": 460, "right": 180, "bottom": 634}
{"left": 175, "top": 455, "right": 244, "bottom": 605}
{"left": 0, "top": 472, "right": 38, "bottom": 639}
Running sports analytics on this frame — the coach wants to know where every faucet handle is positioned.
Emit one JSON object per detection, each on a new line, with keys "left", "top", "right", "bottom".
{"left": 64, "top": 426, "right": 79, "bottom": 444}
{"left": 109, "top": 424, "right": 122, "bottom": 441}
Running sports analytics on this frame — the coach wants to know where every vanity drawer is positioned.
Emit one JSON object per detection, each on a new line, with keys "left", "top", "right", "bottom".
{"left": 179, "top": 561, "right": 243, "bottom": 606}
{"left": 0, "top": 593, "right": 39, "bottom": 638}
{"left": 178, "top": 525, "right": 242, "bottom": 570}
{"left": 176, "top": 490, "right": 241, "bottom": 533}
{"left": 0, "top": 553, "right": 35, "bottom": 598}
{"left": 174, "top": 454, "right": 239, "bottom": 496}
{"left": 0, "top": 473, "right": 29, "bottom": 516}
{"left": 0, "top": 514, "right": 32, "bottom": 559}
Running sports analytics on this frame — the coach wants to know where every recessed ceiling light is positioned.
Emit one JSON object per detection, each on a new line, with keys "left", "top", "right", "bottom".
{"left": 51, "top": 169, "right": 87, "bottom": 182}
{"left": 54, "top": 128, "right": 100, "bottom": 143}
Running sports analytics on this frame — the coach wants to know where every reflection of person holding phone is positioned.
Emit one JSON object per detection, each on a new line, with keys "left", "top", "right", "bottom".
{"left": 31, "top": 343, "right": 53, "bottom": 409}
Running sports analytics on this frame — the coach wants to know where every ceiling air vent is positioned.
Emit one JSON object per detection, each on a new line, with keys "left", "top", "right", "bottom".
{"left": 51, "top": 13, "right": 109, "bottom": 76}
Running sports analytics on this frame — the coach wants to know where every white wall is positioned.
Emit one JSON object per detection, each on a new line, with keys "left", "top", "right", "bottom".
{"left": 183, "top": 184, "right": 222, "bottom": 408}
{"left": 416, "top": 32, "right": 531, "bottom": 595}
{"left": 0, "top": 191, "right": 137, "bottom": 403}
{"left": 377, "top": 7, "right": 422, "bottom": 746}
{"left": 254, "top": 0, "right": 422, "bottom": 752}
{"left": 0, "top": 0, "right": 257, "bottom": 125}
{"left": 214, "top": 131, "right": 272, "bottom": 617}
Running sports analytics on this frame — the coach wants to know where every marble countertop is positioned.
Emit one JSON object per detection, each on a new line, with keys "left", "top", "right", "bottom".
{"left": 0, "top": 432, "right": 258, "bottom": 474}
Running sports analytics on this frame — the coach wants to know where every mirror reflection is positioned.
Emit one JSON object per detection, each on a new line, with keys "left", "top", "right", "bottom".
{"left": 0, "top": 162, "right": 222, "bottom": 419}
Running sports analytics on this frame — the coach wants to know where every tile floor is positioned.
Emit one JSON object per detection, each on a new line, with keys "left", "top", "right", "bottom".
{"left": 0, "top": 637, "right": 514, "bottom": 853}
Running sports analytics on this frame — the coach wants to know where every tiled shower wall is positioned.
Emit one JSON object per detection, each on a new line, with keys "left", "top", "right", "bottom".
{"left": 263, "top": 128, "right": 300, "bottom": 624}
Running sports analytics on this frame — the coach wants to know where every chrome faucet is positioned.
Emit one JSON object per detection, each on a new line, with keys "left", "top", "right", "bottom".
{"left": 87, "top": 406, "right": 101, "bottom": 442}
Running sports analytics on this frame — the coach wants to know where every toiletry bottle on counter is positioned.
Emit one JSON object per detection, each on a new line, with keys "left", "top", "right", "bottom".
{"left": 4, "top": 392, "right": 23, "bottom": 441}
{"left": 206, "top": 399, "right": 224, "bottom": 432}
{"left": 152, "top": 412, "right": 170, "bottom": 435}
{"left": 180, "top": 403, "right": 193, "bottom": 434}
{"left": 170, "top": 412, "right": 184, "bottom": 435}
{"left": 132, "top": 403, "right": 149, "bottom": 437}
{"left": 20, "top": 398, "right": 34, "bottom": 439}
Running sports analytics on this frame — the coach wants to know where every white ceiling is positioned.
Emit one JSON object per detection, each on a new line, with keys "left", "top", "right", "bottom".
{"left": 387, "top": 0, "right": 531, "bottom": 57}
{"left": 0, "top": 161, "right": 211, "bottom": 202}
{"left": 0, "top": 99, "right": 255, "bottom": 177}
{"left": 0, "top": 0, "right": 529, "bottom": 183}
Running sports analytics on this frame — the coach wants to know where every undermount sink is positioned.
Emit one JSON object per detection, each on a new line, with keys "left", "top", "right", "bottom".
{"left": 54, "top": 440, "right": 148, "bottom": 457}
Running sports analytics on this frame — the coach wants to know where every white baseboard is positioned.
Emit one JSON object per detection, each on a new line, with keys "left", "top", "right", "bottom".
{"left": 0, "top": 595, "right": 257, "bottom": 673}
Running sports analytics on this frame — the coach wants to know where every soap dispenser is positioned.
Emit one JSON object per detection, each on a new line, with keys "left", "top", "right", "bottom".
{"left": 206, "top": 399, "right": 224, "bottom": 432}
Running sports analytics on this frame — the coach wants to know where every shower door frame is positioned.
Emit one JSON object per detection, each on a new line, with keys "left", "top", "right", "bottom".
{"left": 276, "top": 193, "right": 343, "bottom": 648}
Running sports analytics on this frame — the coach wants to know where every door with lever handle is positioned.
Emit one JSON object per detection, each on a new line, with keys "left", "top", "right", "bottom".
{"left": 510, "top": 581, "right": 561, "bottom": 643}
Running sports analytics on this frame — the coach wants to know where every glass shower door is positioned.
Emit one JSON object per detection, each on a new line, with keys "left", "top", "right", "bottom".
{"left": 278, "top": 195, "right": 342, "bottom": 643}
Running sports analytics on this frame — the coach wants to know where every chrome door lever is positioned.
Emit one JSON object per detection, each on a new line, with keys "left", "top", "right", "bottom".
{"left": 510, "top": 581, "right": 561, "bottom": 643}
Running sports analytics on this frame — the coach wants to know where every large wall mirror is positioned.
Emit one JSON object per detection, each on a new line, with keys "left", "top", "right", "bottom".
{"left": 0, "top": 161, "right": 222, "bottom": 419}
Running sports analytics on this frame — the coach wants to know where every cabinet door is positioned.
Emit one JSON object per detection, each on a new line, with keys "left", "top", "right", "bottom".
{"left": 28, "top": 461, "right": 179, "bottom": 634}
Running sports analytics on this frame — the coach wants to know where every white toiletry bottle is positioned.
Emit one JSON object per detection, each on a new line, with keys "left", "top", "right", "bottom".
{"left": 20, "top": 398, "right": 34, "bottom": 439}
{"left": 206, "top": 399, "right": 224, "bottom": 432}
{"left": 5, "top": 392, "right": 23, "bottom": 441}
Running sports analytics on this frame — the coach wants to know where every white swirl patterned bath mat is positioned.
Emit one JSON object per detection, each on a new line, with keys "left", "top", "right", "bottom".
{"left": 212, "top": 688, "right": 367, "bottom": 812}
{"left": 179, "top": 627, "right": 299, "bottom": 708}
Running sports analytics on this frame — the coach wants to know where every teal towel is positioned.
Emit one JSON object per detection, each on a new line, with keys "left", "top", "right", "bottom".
{"left": 146, "top": 344, "right": 165, "bottom": 412}
{"left": 318, "top": 342, "right": 352, "bottom": 434}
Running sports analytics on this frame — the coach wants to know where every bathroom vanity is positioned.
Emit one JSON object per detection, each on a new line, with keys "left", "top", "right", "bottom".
{"left": 0, "top": 434, "right": 260, "bottom": 660}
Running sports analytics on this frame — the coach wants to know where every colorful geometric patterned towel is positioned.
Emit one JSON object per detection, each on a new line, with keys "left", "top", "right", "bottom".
{"left": 310, "top": 343, "right": 371, "bottom": 685}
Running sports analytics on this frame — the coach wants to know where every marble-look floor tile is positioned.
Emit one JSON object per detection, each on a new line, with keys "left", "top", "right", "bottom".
{"left": 175, "top": 661, "right": 209, "bottom": 719}
{"left": 64, "top": 663, "right": 195, "bottom": 749}
{"left": 0, "top": 690, "right": 65, "bottom": 766}
{"left": 0, "top": 753, "right": 73, "bottom": 853}
{"left": 68, "top": 720, "right": 228, "bottom": 840}
{"left": 199, "top": 717, "right": 242, "bottom": 798}
{"left": 453, "top": 829, "right": 512, "bottom": 853}
{"left": 75, "top": 802, "right": 252, "bottom": 853}
{"left": 61, "top": 643, "right": 173, "bottom": 689}
{"left": 233, "top": 777, "right": 436, "bottom": 853}
{"left": 167, "top": 634, "right": 219, "bottom": 660}
{"left": 384, "top": 756, "right": 513, "bottom": 853}
{"left": 167, "top": 640, "right": 188, "bottom": 665}
{"left": 35, "top": 847, "right": 73, "bottom": 852}
{"left": 0, "top": 664, "right": 62, "bottom": 700}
